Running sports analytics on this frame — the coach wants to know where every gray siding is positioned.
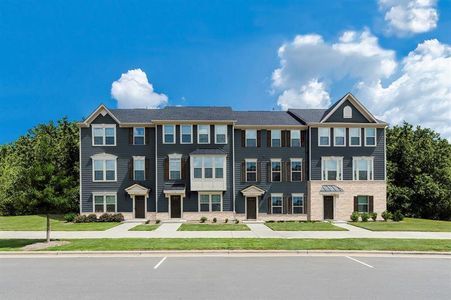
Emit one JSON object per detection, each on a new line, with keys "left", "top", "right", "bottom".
{"left": 156, "top": 124, "right": 234, "bottom": 212}
{"left": 325, "top": 99, "right": 371, "bottom": 123}
{"left": 310, "top": 127, "right": 385, "bottom": 180}
{"left": 234, "top": 129, "right": 307, "bottom": 213}
{"left": 80, "top": 114, "right": 156, "bottom": 213}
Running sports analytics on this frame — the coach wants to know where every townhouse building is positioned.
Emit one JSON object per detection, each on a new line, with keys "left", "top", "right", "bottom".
{"left": 78, "top": 93, "right": 387, "bottom": 221}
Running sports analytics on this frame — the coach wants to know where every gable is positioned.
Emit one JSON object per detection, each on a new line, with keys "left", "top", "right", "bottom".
{"left": 91, "top": 113, "right": 119, "bottom": 125}
{"left": 324, "top": 99, "right": 371, "bottom": 123}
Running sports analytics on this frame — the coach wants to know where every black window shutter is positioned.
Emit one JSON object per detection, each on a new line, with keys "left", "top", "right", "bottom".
{"left": 287, "top": 196, "right": 292, "bottom": 214}
{"left": 369, "top": 196, "right": 374, "bottom": 213}
{"left": 128, "top": 159, "right": 133, "bottom": 180}
{"left": 354, "top": 196, "right": 358, "bottom": 212}
{"left": 267, "top": 130, "right": 271, "bottom": 147}
{"left": 303, "top": 197, "right": 307, "bottom": 214}
{"left": 257, "top": 130, "right": 262, "bottom": 147}
{"left": 267, "top": 196, "right": 272, "bottom": 214}
{"left": 128, "top": 128, "right": 133, "bottom": 144}
{"left": 241, "top": 130, "right": 246, "bottom": 147}
{"left": 145, "top": 158, "right": 150, "bottom": 180}
{"left": 256, "top": 161, "right": 261, "bottom": 182}
{"left": 145, "top": 128, "right": 151, "bottom": 145}
{"left": 164, "top": 157, "right": 169, "bottom": 181}
{"left": 267, "top": 161, "right": 271, "bottom": 182}
{"left": 301, "top": 131, "right": 305, "bottom": 147}
{"left": 241, "top": 161, "right": 245, "bottom": 182}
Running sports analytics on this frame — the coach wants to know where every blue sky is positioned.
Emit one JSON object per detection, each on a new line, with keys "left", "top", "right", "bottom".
{"left": 1, "top": 0, "right": 450, "bottom": 143}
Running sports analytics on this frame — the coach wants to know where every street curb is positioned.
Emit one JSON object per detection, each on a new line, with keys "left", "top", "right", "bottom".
{"left": 0, "top": 250, "right": 450, "bottom": 257}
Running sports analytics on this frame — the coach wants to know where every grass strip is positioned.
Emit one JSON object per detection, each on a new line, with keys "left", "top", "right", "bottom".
{"left": 129, "top": 224, "right": 160, "bottom": 231}
{"left": 178, "top": 223, "right": 250, "bottom": 231}
{"left": 349, "top": 218, "right": 451, "bottom": 232}
{"left": 266, "top": 222, "right": 347, "bottom": 231}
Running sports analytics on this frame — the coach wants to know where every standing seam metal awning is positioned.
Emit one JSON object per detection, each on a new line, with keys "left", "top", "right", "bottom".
{"left": 320, "top": 185, "right": 344, "bottom": 193}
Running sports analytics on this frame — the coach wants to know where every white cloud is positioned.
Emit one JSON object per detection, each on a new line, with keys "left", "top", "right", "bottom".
{"left": 277, "top": 79, "right": 331, "bottom": 110}
{"left": 111, "top": 69, "right": 168, "bottom": 109}
{"left": 379, "top": 0, "right": 439, "bottom": 36}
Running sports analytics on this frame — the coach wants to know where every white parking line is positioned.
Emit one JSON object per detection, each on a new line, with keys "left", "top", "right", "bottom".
{"left": 345, "top": 256, "right": 374, "bottom": 268}
{"left": 154, "top": 257, "right": 167, "bottom": 269}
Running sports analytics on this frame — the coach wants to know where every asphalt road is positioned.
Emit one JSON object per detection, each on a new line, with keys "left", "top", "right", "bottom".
{"left": 1, "top": 255, "right": 450, "bottom": 299}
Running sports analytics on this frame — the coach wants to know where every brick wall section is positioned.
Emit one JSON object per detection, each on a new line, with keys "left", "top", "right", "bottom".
{"left": 308, "top": 180, "right": 386, "bottom": 221}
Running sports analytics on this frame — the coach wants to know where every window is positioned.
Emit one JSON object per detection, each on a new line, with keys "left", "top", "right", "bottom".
{"left": 318, "top": 128, "right": 330, "bottom": 146}
{"left": 163, "top": 125, "right": 175, "bottom": 144}
{"left": 321, "top": 157, "right": 343, "bottom": 180}
{"left": 215, "top": 157, "right": 224, "bottom": 178}
{"left": 93, "top": 194, "right": 116, "bottom": 213}
{"left": 349, "top": 128, "right": 361, "bottom": 146}
{"left": 204, "top": 157, "right": 213, "bottom": 178}
{"left": 215, "top": 125, "right": 227, "bottom": 144}
{"left": 291, "top": 130, "right": 301, "bottom": 147}
{"left": 92, "top": 154, "right": 117, "bottom": 182}
{"left": 92, "top": 125, "right": 116, "bottom": 146}
{"left": 343, "top": 106, "right": 352, "bottom": 118}
{"left": 245, "top": 159, "right": 257, "bottom": 182}
{"left": 198, "top": 125, "right": 210, "bottom": 144}
{"left": 180, "top": 125, "right": 193, "bottom": 144}
{"left": 133, "top": 127, "right": 145, "bottom": 145}
{"left": 193, "top": 157, "right": 202, "bottom": 178}
{"left": 271, "top": 194, "right": 283, "bottom": 214}
{"left": 290, "top": 159, "right": 302, "bottom": 182}
{"left": 169, "top": 156, "right": 181, "bottom": 180}
{"left": 292, "top": 194, "right": 304, "bottom": 214}
{"left": 270, "top": 159, "right": 281, "bottom": 182}
{"left": 353, "top": 157, "right": 374, "bottom": 180}
{"left": 245, "top": 129, "right": 257, "bottom": 147}
{"left": 199, "top": 193, "right": 222, "bottom": 212}
{"left": 271, "top": 130, "right": 281, "bottom": 147}
{"left": 357, "top": 196, "right": 369, "bottom": 213}
{"left": 191, "top": 156, "right": 226, "bottom": 179}
{"left": 365, "top": 128, "right": 376, "bottom": 146}
{"left": 133, "top": 157, "right": 145, "bottom": 181}
{"left": 334, "top": 128, "right": 346, "bottom": 146}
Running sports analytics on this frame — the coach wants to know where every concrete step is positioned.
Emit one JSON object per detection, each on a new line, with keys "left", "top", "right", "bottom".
{"left": 123, "top": 219, "right": 147, "bottom": 224}
{"left": 161, "top": 219, "right": 187, "bottom": 224}
{"left": 242, "top": 220, "right": 265, "bottom": 224}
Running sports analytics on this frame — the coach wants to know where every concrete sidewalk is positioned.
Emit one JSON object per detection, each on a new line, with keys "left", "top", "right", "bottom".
{"left": 1, "top": 222, "right": 451, "bottom": 239}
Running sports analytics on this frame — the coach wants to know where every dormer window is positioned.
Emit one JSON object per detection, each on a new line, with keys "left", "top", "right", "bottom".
{"left": 343, "top": 105, "right": 352, "bottom": 118}
{"left": 92, "top": 124, "right": 116, "bottom": 146}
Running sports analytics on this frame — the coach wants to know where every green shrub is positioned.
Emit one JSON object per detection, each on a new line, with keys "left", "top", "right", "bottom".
{"left": 224, "top": 218, "right": 228, "bottom": 223}
{"left": 86, "top": 214, "right": 97, "bottom": 222}
{"left": 64, "top": 213, "right": 77, "bottom": 223}
{"left": 381, "top": 210, "right": 391, "bottom": 221}
{"left": 350, "top": 211, "right": 360, "bottom": 222}
{"left": 200, "top": 216, "right": 207, "bottom": 223}
{"left": 392, "top": 210, "right": 404, "bottom": 222}
{"left": 277, "top": 220, "right": 285, "bottom": 223}
{"left": 113, "top": 213, "right": 124, "bottom": 222}
{"left": 370, "top": 212, "right": 377, "bottom": 221}
{"left": 212, "top": 217, "right": 217, "bottom": 223}
{"left": 234, "top": 219, "right": 239, "bottom": 224}
{"left": 98, "top": 213, "right": 123, "bottom": 222}
{"left": 73, "top": 215, "right": 88, "bottom": 223}
{"left": 267, "top": 220, "right": 275, "bottom": 223}
{"left": 155, "top": 219, "right": 161, "bottom": 224}
{"left": 360, "top": 212, "right": 369, "bottom": 222}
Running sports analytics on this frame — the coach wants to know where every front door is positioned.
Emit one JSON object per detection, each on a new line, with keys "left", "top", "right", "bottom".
{"left": 135, "top": 196, "right": 145, "bottom": 219}
{"left": 246, "top": 197, "right": 257, "bottom": 220}
{"left": 170, "top": 195, "right": 182, "bottom": 218}
{"left": 323, "top": 196, "right": 334, "bottom": 219}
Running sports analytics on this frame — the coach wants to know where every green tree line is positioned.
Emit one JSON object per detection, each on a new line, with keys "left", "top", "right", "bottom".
{"left": 0, "top": 119, "right": 450, "bottom": 220}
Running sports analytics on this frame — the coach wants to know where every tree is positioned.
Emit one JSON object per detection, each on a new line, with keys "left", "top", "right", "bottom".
{"left": 387, "top": 123, "right": 451, "bottom": 220}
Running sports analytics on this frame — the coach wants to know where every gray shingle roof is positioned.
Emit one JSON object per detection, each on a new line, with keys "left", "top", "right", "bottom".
{"left": 234, "top": 111, "right": 303, "bottom": 126}
{"left": 320, "top": 185, "right": 344, "bottom": 193}
{"left": 288, "top": 109, "right": 328, "bottom": 123}
{"left": 109, "top": 109, "right": 158, "bottom": 123}
{"left": 190, "top": 148, "right": 226, "bottom": 155}
{"left": 163, "top": 183, "right": 186, "bottom": 191}
{"left": 153, "top": 106, "right": 235, "bottom": 121}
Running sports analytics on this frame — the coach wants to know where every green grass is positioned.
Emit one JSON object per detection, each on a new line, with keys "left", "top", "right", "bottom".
{"left": 0, "top": 215, "right": 120, "bottom": 231}
{"left": 31, "top": 238, "right": 451, "bottom": 252}
{"left": 129, "top": 224, "right": 159, "bottom": 231}
{"left": 350, "top": 218, "right": 451, "bottom": 232}
{"left": 178, "top": 223, "right": 250, "bottom": 231}
{"left": 0, "top": 239, "right": 44, "bottom": 251}
{"left": 266, "top": 221, "right": 347, "bottom": 231}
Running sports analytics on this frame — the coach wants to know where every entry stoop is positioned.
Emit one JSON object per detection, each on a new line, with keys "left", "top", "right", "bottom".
{"left": 123, "top": 219, "right": 147, "bottom": 224}
{"left": 242, "top": 220, "right": 265, "bottom": 224}
{"left": 161, "top": 219, "right": 187, "bottom": 224}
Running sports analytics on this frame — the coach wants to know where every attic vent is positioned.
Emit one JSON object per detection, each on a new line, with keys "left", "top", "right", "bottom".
{"left": 343, "top": 106, "right": 352, "bottom": 119}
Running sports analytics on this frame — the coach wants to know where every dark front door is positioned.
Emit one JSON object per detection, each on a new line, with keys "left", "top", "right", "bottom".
{"left": 323, "top": 196, "right": 334, "bottom": 219}
{"left": 170, "top": 195, "right": 182, "bottom": 218}
{"left": 246, "top": 197, "right": 257, "bottom": 220}
{"left": 135, "top": 196, "right": 145, "bottom": 219}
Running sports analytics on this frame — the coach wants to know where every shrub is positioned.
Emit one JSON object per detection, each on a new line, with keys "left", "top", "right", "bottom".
{"left": 155, "top": 219, "right": 161, "bottom": 224}
{"left": 350, "top": 211, "right": 360, "bottom": 222}
{"left": 98, "top": 213, "right": 112, "bottom": 222}
{"left": 235, "top": 219, "right": 239, "bottom": 224}
{"left": 267, "top": 220, "right": 275, "bottom": 223}
{"left": 224, "top": 218, "right": 228, "bottom": 223}
{"left": 360, "top": 212, "right": 369, "bottom": 222}
{"left": 370, "top": 212, "right": 377, "bottom": 221}
{"left": 64, "top": 213, "right": 77, "bottom": 223}
{"left": 113, "top": 213, "right": 124, "bottom": 222}
{"left": 212, "top": 217, "right": 217, "bottom": 223}
{"left": 200, "top": 216, "right": 207, "bottom": 223}
{"left": 392, "top": 210, "right": 404, "bottom": 222}
{"left": 98, "top": 213, "right": 124, "bottom": 222}
{"left": 381, "top": 210, "right": 391, "bottom": 221}
{"left": 86, "top": 214, "right": 97, "bottom": 223}
{"left": 277, "top": 220, "right": 285, "bottom": 223}
{"left": 73, "top": 215, "right": 88, "bottom": 223}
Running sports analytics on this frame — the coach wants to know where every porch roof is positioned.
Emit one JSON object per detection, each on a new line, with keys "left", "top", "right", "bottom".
{"left": 320, "top": 185, "right": 344, "bottom": 193}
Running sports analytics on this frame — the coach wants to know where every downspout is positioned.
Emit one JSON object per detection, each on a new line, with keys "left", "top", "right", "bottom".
{"left": 232, "top": 123, "right": 236, "bottom": 219}
{"left": 155, "top": 125, "right": 158, "bottom": 217}
{"left": 308, "top": 125, "right": 311, "bottom": 221}
{"left": 79, "top": 126, "right": 82, "bottom": 215}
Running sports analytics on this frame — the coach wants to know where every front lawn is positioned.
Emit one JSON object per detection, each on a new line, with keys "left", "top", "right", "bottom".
{"left": 0, "top": 239, "right": 44, "bottom": 251}
{"left": 129, "top": 224, "right": 159, "bottom": 231}
{"left": 266, "top": 221, "right": 347, "bottom": 231}
{"left": 178, "top": 223, "right": 250, "bottom": 231}
{"left": 0, "top": 215, "right": 120, "bottom": 231}
{"left": 350, "top": 218, "right": 451, "bottom": 232}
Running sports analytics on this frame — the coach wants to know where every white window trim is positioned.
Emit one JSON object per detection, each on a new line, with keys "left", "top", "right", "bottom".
{"left": 357, "top": 195, "right": 370, "bottom": 213}
{"left": 163, "top": 124, "right": 176, "bottom": 144}
{"left": 321, "top": 156, "right": 343, "bottom": 181}
{"left": 290, "top": 130, "right": 301, "bottom": 147}
{"left": 245, "top": 158, "right": 258, "bottom": 182}
{"left": 91, "top": 153, "right": 118, "bottom": 182}
{"left": 349, "top": 128, "right": 361, "bottom": 147}
{"left": 245, "top": 129, "right": 257, "bottom": 147}
{"left": 168, "top": 154, "right": 182, "bottom": 180}
{"left": 92, "top": 192, "right": 117, "bottom": 213}
{"left": 364, "top": 128, "right": 377, "bottom": 147}
{"left": 352, "top": 156, "right": 374, "bottom": 181}
{"left": 198, "top": 193, "right": 223, "bottom": 212}
{"left": 197, "top": 125, "right": 211, "bottom": 144}
{"left": 133, "top": 156, "right": 146, "bottom": 181}
{"left": 343, "top": 105, "right": 352, "bottom": 118}
{"left": 180, "top": 124, "right": 193, "bottom": 144}
{"left": 271, "top": 193, "right": 283, "bottom": 214}
{"left": 190, "top": 155, "right": 226, "bottom": 180}
{"left": 270, "top": 158, "right": 282, "bottom": 182}
{"left": 214, "top": 125, "right": 228, "bottom": 144}
{"left": 133, "top": 127, "right": 145, "bottom": 145}
{"left": 91, "top": 124, "right": 116, "bottom": 146}
{"left": 290, "top": 158, "right": 303, "bottom": 182}
{"left": 271, "top": 129, "right": 282, "bottom": 147}
{"left": 318, "top": 127, "right": 330, "bottom": 147}
{"left": 333, "top": 127, "right": 346, "bottom": 147}
{"left": 292, "top": 193, "right": 305, "bottom": 214}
